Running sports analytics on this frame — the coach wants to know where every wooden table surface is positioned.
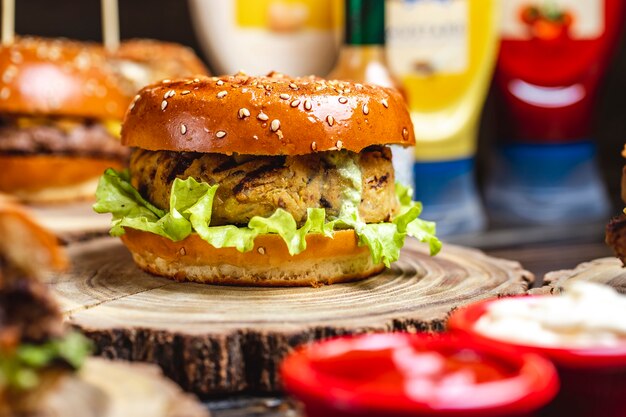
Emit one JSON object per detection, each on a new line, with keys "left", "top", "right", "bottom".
{"left": 203, "top": 221, "right": 615, "bottom": 416}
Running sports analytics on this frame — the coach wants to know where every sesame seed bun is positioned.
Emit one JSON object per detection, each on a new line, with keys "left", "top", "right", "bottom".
{"left": 122, "top": 72, "right": 415, "bottom": 155}
{"left": 121, "top": 228, "right": 384, "bottom": 287}
{"left": 0, "top": 37, "right": 129, "bottom": 120}
{"left": 114, "top": 39, "right": 208, "bottom": 84}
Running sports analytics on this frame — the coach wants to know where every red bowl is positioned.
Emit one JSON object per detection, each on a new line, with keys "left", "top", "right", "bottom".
{"left": 281, "top": 333, "right": 558, "bottom": 417}
{"left": 448, "top": 296, "right": 626, "bottom": 417}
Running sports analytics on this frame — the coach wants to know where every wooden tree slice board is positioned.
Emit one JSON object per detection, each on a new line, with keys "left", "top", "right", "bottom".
{"left": 37, "top": 358, "right": 208, "bottom": 417}
{"left": 537, "top": 257, "right": 626, "bottom": 295}
{"left": 47, "top": 237, "right": 533, "bottom": 395}
{"left": 29, "top": 202, "right": 111, "bottom": 243}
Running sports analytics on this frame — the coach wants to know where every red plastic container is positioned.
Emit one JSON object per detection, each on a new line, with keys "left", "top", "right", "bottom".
{"left": 281, "top": 333, "right": 558, "bottom": 417}
{"left": 448, "top": 297, "right": 626, "bottom": 417}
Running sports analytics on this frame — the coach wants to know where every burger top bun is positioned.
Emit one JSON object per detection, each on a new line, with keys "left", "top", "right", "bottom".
{"left": 122, "top": 72, "right": 416, "bottom": 156}
{"left": 114, "top": 39, "right": 208, "bottom": 81}
{"left": 0, "top": 37, "right": 129, "bottom": 120}
{"left": 0, "top": 200, "right": 67, "bottom": 277}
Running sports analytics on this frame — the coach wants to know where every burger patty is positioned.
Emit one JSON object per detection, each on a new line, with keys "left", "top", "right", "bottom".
{"left": 0, "top": 262, "right": 63, "bottom": 344}
{"left": 606, "top": 214, "right": 626, "bottom": 265}
{"left": 130, "top": 146, "right": 399, "bottom": 226}
{"left": 0, "top": 121, "right": 129, "bottom": 160}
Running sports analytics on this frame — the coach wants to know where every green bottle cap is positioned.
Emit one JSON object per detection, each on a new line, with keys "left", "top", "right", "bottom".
{"left": 345, "top": 0, "right": 385, "bottom": 46}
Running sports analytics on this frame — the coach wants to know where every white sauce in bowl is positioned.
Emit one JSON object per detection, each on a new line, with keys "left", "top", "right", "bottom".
{"left": 475, "top": 282, "right": 626, "bottom": 348}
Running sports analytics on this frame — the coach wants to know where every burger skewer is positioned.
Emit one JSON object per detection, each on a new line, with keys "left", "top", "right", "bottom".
{"left": 1, "top": 0, "right": 14, "bottom": 45}
{"left": 101, "top": 0, "right": 120, "bottom": 51}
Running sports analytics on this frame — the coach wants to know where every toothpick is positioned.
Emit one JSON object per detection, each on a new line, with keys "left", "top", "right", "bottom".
{"left": 2, "top": 0, "right": 15, "bottom": 45}
{"left": 101, "top": 0, "right": 120, "bottom": 51}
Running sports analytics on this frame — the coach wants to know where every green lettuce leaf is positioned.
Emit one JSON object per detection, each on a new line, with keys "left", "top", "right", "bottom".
{"left": 0, "top": 332, "right": 91, "bottom": 391}
{"left": 94, "top": 168, "right": 441, "bottom": 265}
{"left": 395, "top": 182, "right": 441, "bottom": 256}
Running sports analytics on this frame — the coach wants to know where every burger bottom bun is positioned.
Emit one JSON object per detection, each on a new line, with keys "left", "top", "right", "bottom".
{"left": 120, "top": 228, "right": 385, "bottom": 287}
{"left": 0, "top": 155, "right": 123, "bottom": 203}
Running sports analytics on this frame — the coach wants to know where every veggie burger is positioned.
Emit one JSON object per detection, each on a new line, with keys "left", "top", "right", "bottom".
{"left": 95, "top": 72, "right": 441, "bottom": 286}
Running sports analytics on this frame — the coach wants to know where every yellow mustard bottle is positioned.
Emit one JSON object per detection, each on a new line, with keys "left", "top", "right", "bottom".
{"left": 386, "top": 0, "right": 499, "bottom": 235}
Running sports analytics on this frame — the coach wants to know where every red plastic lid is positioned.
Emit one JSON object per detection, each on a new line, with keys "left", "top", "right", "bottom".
{"left": 448, "top": 296, "right": 626, "bottom": 369}
{"left": 281, "top": 333, "right": 558, "bottom": 416}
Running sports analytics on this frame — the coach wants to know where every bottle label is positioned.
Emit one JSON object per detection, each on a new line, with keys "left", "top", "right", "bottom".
{"left": 386, "top": 0, "right": 469, "bottom": 76}
{"left": 501, "top": 0, "right": 604, "bottom": 40}
{"left": 235, "top": 0, "right": 335, "bottom": 31}
{"left": 194, "top": 0, "right": 338, "bottom": 76}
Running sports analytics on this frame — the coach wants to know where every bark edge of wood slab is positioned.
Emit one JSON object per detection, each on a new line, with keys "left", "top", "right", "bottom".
{"left": 49, "top": 237, "right": 534, "bottom": 395}
{"left": 536, "top": 257, "right": 626, "bottom": 295}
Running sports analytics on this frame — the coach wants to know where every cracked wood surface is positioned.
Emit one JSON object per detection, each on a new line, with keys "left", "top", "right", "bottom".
{"left": 47, "top": 237, "right": 533, "bottom": 395}
{"left": 535, "top": 257, "right": 626, "bottom": 295}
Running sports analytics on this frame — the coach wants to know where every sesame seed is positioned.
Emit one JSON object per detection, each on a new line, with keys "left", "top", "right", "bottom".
{"left": 270, "top": 119, "right": 281, "bottom": 132}
{"left": 280, "top": 93, "right": 290, "bottom": 100}
{"left": 336, "top": 140, "right": 343, "bottom": 150}
{"left": 10, "top": 51, "right": 22, "bottom": 64}
{"left": 2, "top": 66, "right": 17, "bottom": 83}
{"left": 304, "top": 100, "right": 312, "bottom": 111}
{"left": 180, "top": 124, "right": 187, "bottom": 135}
{"left": 326, "top": 115, "right": 334, "bottom": 126}
{"left": 253, "top": 135, "right": 259, "bottom": 140}
{"left": 181, "top": 90, "right": 191, "bottom": 95}
{"left": 363, "top": 104, "right": 369, "bottom": 115}
{"left": 290, "top": 99, "right": 300, "bottom": 108}
{"left": 216, "top": 131, "right": 227, "bottom": 138}
{"left": 257, "top": 112, "right": 269, "bottom": 121}
{"left": 276, "top": 129, "right": 284, "bottom": 140}
{"left": 402, "top": 128, "right": 409, "bottom": 140}
{"left": 162, "top": 79, "right": 171, "bottom": 83}
{"left": 164, "top": 90, "right": 175, "bottom": 99}
{"left": 289, "top": 83, "right": 298, "bottom": 90}
{"left": 129, "top": 94, "right": 140, "bottom": 110}
{"left": 311, "top": 141, "right": 317, "bottom": 151}
{"left": 217, "top": 91, "right": 227, "bottom": 98}
{"left": 381, "top": 98, "right": 389, "bottom": 108}
{"left": 193, "top": 78, "right": 200, "bottom": 83}
{"left": 161, "top": 100, "right": 168, "bottom": 110}
{"left": 216, "top": 80, "right": 224, "bottom": 86}
{"left": 338, "top": 97, "right": 348, "bottom": 104}
{"left": 179, "top": 247, "right": 186, "bottom": 256}
{"left": 257, "top": 246, "right": 266, "bottom": 255}
{"left": 238, "top": 108, "right": 251, "bottom": 119}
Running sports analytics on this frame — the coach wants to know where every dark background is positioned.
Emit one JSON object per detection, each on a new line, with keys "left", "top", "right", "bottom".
{"left": 7, "top": 0, "right": 626, "bottom": 216}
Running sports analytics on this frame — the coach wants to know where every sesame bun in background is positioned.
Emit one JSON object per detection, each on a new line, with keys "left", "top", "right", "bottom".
{"left": 112, "top": 39, "right": 209, "bottom": 93}
{"left": 95, "top": 72, "right": 441, "bottom": 286}
{"left": 0, "top": 37, "right": 130, "bottom": 203}
{"left": 0, "top": 37, "right": 209, "bottom": 204}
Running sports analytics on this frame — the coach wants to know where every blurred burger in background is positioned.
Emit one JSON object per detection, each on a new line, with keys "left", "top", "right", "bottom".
{"left": 0, "top": 38, "right": 129, "bottom": 203}
{"left": 0, "top": 201, "right": 89, "bottom": 414}
{"left": 111, "top": 39, "right": 208, "bottom": 92}
{"left": 0, "top": 37, "right": 207, "bottom": 204}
